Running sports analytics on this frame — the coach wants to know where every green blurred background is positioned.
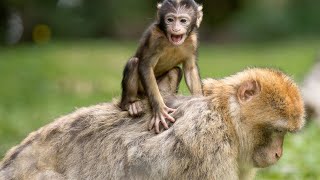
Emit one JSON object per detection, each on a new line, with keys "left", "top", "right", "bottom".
{"left": 0, "top": 0, "right": 320, "bottom": 179}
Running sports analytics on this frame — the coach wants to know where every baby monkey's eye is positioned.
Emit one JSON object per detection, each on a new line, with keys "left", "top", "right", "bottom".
{"left": 180, "top": 18, "right": 188, "bottom": 24}
{"left": 167, "top": 18, "right": 174, "bottom": 23}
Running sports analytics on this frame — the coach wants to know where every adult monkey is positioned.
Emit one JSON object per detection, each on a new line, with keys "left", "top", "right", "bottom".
{"left": 120, "top": 0, "right": 203, "bottom": 133}
{"left": 0, "top": 68, "right": 305, "bottom": 180}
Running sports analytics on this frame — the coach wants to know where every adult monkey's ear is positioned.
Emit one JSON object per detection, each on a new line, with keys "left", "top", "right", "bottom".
{"left": 196, "top": 5, "right": 203, "bottom": 28}
{"left": 237, "top": 80, "right": 261, "bottom": 103}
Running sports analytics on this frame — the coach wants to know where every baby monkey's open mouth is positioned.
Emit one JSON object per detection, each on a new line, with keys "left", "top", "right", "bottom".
{"left": 169, "top": 34, "right": 186, "bottom": 46}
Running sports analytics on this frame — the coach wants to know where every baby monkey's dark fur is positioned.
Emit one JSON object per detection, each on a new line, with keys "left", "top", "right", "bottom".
{"left": 120, "top": 0, "right": 204, "bottom": 133}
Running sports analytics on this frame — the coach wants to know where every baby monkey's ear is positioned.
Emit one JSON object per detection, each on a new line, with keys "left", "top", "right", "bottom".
{"left": 196, "top": 5, "right": 203, "bottom": 28}
{"left": 156, "top": 3, "right": 163, "bottom": 21}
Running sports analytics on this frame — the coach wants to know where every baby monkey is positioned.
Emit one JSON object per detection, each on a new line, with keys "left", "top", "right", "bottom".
{"left": 120, "top": 0, "right": 203, "bottom": 133}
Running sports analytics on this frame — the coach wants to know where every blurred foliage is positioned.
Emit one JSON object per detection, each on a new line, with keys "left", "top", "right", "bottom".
{"left": 228, "top": 0, "right": 320, "bottom": 41}
{"left": 1, "top": 0, "right": 155, "bottom": 42}
{"left": 0, "top": 0, "right": 320, "bottom": 44}
{"left": 0, "top": 39, "right": 319, "bottom": 179}
{"left": 0, "top": 1, "right": 7, "bottom": 43}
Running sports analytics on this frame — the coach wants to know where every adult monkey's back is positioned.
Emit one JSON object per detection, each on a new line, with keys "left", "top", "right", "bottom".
{"left": 0, "top": 68, "right": 305, "bottom": 180}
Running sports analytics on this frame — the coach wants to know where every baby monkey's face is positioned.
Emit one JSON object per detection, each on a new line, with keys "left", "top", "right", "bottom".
{"left": 164, "top": 13, "right": 191, "bottom": 46}
{"left": 157, "top": 0, "right": 202, "bottom": 46}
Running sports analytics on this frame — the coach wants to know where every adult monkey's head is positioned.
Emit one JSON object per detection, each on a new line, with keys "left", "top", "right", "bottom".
{"left": 203, "top": 68, "right": 306, "bottom": 169}
{"left": 157, "top": 0, "right": 203, "bottom": 46}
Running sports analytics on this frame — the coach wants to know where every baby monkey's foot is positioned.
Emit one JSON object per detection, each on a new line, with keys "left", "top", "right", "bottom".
{"left": 149, "top": 106, "right": 176, "bottom": 134}
{"left": 128, "top": 101, "right": 144, "bottom": 116}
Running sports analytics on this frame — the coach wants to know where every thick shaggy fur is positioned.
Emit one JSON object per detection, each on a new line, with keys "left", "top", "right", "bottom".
{"left": 0, "top": 68, "right": 305, "bottom": 180}
{"left": 0, "top": 97, "right": 237, "bottom": 180}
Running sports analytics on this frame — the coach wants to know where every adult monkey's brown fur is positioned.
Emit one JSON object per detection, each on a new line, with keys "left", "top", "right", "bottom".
{"left": 120, "top": 0, "right": 203, "bottom": 133}
{"left": 0, "top": 68, "right": 305, "bottom": 180}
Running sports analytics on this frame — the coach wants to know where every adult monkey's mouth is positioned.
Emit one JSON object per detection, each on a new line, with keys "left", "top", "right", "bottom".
{"left": 168, "top": 34, "right": 186, "bottom": 46}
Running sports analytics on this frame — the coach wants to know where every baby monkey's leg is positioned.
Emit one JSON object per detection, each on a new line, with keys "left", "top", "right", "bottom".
{"left": 120, "top": 59, "right": 182, "bottom": 120}
{"left": 158, "top": 67, "right": 183, "bottom": 95}
{"left": 120, "top": 57, "right": 143, "bottom": 116}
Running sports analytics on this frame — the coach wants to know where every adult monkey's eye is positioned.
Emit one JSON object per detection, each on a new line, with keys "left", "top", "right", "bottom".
{"left": 274, "top": 129, "right": 284, "bottom": 133}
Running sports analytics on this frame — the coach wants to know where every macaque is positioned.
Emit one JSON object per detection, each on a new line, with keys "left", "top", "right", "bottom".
{"left": 120, "top": 0, "right": 203, "bottom": 133}
{"left": 0, "top": 68, "right": 305, "bottom": 180}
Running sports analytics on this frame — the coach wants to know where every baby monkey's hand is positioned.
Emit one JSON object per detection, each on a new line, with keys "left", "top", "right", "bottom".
{"left": 148, "top": 105, "right": 176, "bottom": 133}
{"left": 128, "top": 101, "right": 144, "bottom": 116}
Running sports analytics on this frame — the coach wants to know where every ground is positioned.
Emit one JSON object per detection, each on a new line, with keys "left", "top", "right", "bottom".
{"left": 0, "top": 39, "right": 319, "bottom": 179}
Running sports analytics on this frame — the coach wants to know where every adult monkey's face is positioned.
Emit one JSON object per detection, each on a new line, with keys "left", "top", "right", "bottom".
{"left": 157, "top": 0, "right": 203, "bottom": 46}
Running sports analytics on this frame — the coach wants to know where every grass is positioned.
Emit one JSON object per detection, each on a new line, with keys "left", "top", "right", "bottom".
{"left": 0, "top": 39, "right": 319, "bottom": 179}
